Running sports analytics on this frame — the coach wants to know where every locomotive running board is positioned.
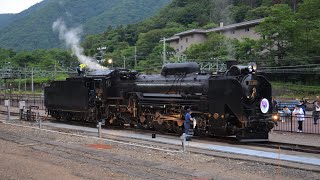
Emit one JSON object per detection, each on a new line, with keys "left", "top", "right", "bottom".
{"left": 142, "top": 93, "right": 182, "bottom": 98}
{"left": 237, "top": 132, "right": 269, "bottom": 142}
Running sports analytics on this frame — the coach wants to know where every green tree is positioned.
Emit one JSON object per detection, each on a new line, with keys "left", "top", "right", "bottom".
{"left": 294, "top": 0, "right": 320, "bottom": 61}
{"left": 245, "top": 6, "right": 271, "bottom": 20}
{"left": 0, "top": 48, "right": 16, "bottom": 65}
{"left": 256, "top": 4, "right": 296, "bottom": 62}
{"left": 230, "top": 5, "right": 252, "bottom": 23}
{"left": 235, "top": 38, "right": 259, "bottom": 62}
{"left": 185, "top": 33, "right": 234, "bottom": 60}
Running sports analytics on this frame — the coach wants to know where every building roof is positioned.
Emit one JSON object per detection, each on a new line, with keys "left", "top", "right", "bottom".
{"left": 175, "top": 29, "right": 207, "bottom": 36}
{"left": 164, "top": 18, "right": 264, "bottom": 42}
{"left": 164, "top": 36, "right": 179, "bottom": 42}
{"left": 206, "top": 18, "right": 263, "bottom": 33}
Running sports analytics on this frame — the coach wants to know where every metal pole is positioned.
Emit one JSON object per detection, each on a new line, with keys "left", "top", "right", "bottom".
{"left": 180, "top": 133, "right": 186, "bottom": 152}
{"left": 18, "top": 73, "right": 21, "bottom": 95}
{"left": 31, "top": 67, "right": 34, "bottom": 93}
{"left": 54, "top": 61, "right": 57, "bottom": 80}
{"left": 38, "top": 112, "right": 42, "bottom": 129}
{"left": 163, "top": 37, "right": 166, "bottom": 65}
{"left": 123, "top": 56, "right": 126, "bottom": 69}
{"left": 134, "top": 46, "right": 137, "bottom": 69}
{"left": 4, "top": 78, "right": 6, "bottom": 99}
{"left": 97, "top": 122, "right": 102, "bottom": 138}
{"left": 24, "top": 64, "right": 27, "bottom": 93}
{"left": 7, "top": 103, "right": 10, "bottom": 121}
{"left": 7, "top": 83, "right": 11, "bottom": 121}
{"left": 291, "top": 114, "right": 293, "bottom": 133}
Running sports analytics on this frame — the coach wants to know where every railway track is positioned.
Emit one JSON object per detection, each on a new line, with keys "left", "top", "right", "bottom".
{"left": 1, "top": 110, "right": 320, "bottom": 155}
{"left": 0, "top": 130, "right": 201, "bottom": 179}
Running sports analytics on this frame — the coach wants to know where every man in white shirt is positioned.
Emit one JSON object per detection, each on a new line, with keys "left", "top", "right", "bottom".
{"left": 293, "top": 105, "right": 304, "bottom": 132}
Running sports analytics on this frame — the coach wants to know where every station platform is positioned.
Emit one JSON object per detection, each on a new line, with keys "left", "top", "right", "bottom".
{"left": 19, "top": 121, "right": 317, "bottom": 167}
{"left": 1, "top": 105, "right": 320, "bottom": 167}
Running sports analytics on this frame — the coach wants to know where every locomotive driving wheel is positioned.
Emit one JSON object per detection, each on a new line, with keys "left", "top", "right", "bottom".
{"left": 153, "top": 112, "right": 167, "bottom": 132}
{"left": 139, "top": 113, "right": 146, "bottom": 123}
{"left": 138, "top": 113, "right": 153, "bottom": 129}
{"left": 172, "top": 120, "right": 183, "bottom": 135}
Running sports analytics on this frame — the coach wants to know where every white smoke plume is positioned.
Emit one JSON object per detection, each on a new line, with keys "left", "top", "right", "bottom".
{"left": 52, "top": 19, "right": 106, "bottom": 70}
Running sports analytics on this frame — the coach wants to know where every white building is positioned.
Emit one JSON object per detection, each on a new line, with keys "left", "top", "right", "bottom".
{"left": 165, "top": 19, "right": 263, "bottom": 56}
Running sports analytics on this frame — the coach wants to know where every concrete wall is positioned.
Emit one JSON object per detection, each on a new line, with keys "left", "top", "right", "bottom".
{"left": 169, "top": 33, "right": 207, "bottom": 56}
{"left": 167, "top": 24, "right": 261, "bottom": 56}
{"left": 221, "top": 25, "right": 260, "bottom": 40}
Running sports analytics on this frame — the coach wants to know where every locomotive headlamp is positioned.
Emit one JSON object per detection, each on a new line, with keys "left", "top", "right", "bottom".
{"left": 248, "top": 62, "right": 257, "bottom": 72}
{"left": 252, "top": 63, "right": 257, "bottom": 71}
{"left": 272, "top": 114, "right": 280, "bottom": 121}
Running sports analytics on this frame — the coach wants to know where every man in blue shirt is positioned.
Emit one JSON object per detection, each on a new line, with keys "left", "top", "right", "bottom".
{"left": 184, "top": 108, "right": 192, "bottom": 141}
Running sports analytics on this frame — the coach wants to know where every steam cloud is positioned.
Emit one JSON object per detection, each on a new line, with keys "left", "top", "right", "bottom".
{"left": 52, "top": 19, "right": 106, "bottom": 70}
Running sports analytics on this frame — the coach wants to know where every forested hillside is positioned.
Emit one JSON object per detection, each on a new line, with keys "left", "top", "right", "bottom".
{"left": 0, "top": 0, "right": 171, "bottom": 50}
{"left": 82, "top": 0, "right": 317, "bottom": 70}
{"left": 0, "top": 14, "right": 15, "bottom": 29}
{"left": 1, "top": 0, "right": 319, "bottom": 75}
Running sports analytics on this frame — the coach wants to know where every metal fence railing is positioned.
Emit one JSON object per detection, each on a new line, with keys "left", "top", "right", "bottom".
{"left": 273, "top": 114, "right": 320, "bottom": 134}
{"left": 0, "top": 94, "right": 45, "bottom": 110}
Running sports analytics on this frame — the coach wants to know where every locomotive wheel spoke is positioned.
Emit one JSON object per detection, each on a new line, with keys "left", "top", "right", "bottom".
{"left": 172, "top": 122, "right": 183, "bottom": 135}
{"left": 153, "top": 120, "right": 167, "bottom": 132}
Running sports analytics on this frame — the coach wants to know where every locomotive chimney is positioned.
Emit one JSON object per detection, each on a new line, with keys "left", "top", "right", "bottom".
{"left": 226, "top": 60, "right": 238, "bottom": 69}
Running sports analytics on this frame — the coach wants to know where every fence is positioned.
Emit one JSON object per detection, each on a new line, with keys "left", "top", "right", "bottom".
{"left": 273, "top": 113, "right": 320, "bottom": 134}
{"left": 0, "top": 94, "right": 45, "bottom": 110}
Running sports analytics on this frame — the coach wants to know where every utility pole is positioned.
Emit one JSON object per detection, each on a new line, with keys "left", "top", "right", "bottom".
{"left": 123, "top": 56, "right": 126, "bottom": 69}
{"left": 31, "top": 67, "right": 34, "bottom": 93}
{"left": 163, "top": 37, "right": 166, "bottom": 65}
{"left": 54, "top": 60, "right": 57, "bottom": 80}
{"left": 18, "top": 73, "right": 21, "bottom": 95}
{"left": 24, "top": 64, "right": 27, "bottom": 93}
{"left": 134, "top": 46, "right": 137, "bottom": 69}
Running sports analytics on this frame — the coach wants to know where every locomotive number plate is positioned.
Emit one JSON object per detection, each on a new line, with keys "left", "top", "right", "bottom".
{"left": 247, "top": 80, "right": 258, "bottom": 86}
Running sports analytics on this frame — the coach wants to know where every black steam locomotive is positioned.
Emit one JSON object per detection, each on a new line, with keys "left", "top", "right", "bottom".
{"left": 44, "top": 62, "right": 276, "bottom": 141}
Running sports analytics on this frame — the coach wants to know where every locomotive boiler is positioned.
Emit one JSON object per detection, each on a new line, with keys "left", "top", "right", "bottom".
{"left": 44, "top": 62, "right": 276, "bottom": 141}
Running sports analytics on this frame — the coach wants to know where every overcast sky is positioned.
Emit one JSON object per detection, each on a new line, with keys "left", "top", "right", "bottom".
{"left": 0, "top": 0, "right": 43, "bottom": 14}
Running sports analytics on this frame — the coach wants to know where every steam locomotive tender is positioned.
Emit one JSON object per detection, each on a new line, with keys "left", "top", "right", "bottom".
{"left": 44, "top": 62, "right": 276, "bottom": 141}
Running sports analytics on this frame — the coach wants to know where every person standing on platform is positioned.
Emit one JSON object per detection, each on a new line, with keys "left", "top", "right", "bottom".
{"left": 313, "top": 96, "right": 320, "bottom": 125}
{"left": 293, "top": 105, "right": 304, "bottom": 133}
{"left": 184, "top": 108, "right": 192, "bottom": 141}
{"left": 282, "top": 106, "right": 291, "bottom": 122}
{"left": 298, "top": 100, "right": 306, "bottom": 115}
{"left": 272, "top": 97, "right": 278, "bottom": 113}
